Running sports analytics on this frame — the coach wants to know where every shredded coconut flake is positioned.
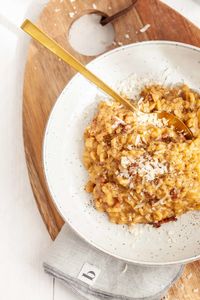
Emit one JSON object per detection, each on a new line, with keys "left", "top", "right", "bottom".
{"left": 135, "top": 135, "right": 141, "bottom": 146}
{"left": 137, "top": 97, "right": 144, "bottom": 108}
{"left": 139, "top": 157, "right": 167, "bottom": 181}
{"left": 120, "top": 154, "right": 168, "bottom": 182}
{"left": 121, "top": 157, "right": 131, "bottom": 168}
{"left": 140, "top": 24, "right": 151, "bottom": 33}
{"left": 136, "top": 111, "right": 168, "bottom": 128}
{"left": 112, "top": 116, "right": 127, "bottom": 129}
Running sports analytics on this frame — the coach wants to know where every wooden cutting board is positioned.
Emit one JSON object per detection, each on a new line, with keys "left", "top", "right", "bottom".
{"left": 23, "top": 0, "right": 200, "bottom": 298}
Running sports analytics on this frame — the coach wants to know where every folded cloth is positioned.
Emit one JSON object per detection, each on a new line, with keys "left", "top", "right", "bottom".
{"left": 43, "top": 224, "right": 183, "bottom": 300}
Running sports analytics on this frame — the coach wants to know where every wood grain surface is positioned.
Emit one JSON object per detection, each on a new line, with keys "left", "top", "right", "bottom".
{"left": 23, "top": 0, "right": 200, "bottom": 299}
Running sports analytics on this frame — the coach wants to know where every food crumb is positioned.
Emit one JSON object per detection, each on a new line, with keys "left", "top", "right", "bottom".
{"left": 186, "top": 273, "right": 193, "bottom": 280}
{"left": 69, "top": 11, "right": 75, "bottom": 18}
{"left": 92, "top": 3, "right": 97, "bottom": 9}
{"left": 54, "top": 8, "right": 61, "bottom": 12}
{"left": 193, "top": 288, "right": 199, "bottom": 293}
{"left": 108, "top": 5, "right": 112, "bottom": 10}
{"left": 117, "top": 41, "right": 123, "bottom": 46}
{"left": 140, "top": 24, "right": 151, "bottom": 33}
{"left": 124, "top": 33, "right": 130, "bottom": 39}
{"left": 112, "top": 41, "right": 117, "bottom": 46}
{"left": 70, "top": 0, "right": 76, "bottom": 2}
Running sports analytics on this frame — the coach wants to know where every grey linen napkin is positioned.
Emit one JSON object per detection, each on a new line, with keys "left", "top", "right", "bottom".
{"left": 43, "top": 225, "right": 183, "bottom": 300}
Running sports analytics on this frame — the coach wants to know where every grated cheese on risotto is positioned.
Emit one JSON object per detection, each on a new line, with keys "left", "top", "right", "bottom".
{"left": 83, "top": 84, "right": 200, "bottom": 227}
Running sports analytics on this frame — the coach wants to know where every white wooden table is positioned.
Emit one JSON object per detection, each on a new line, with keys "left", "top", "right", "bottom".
{"left": 0, "top": 0, "right": 200, "bottom": 299}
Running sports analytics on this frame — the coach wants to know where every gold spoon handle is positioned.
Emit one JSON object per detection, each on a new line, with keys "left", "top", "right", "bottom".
{"left": 21, "top": 19, "right": 136, "bottom": 112}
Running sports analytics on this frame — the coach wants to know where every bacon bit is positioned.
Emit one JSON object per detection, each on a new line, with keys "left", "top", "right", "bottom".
{"left": 151, "top": 216, "right": 177, "bottom": 228}
{"left": 143, "top": 191, "right": 151, "bottom": 199}
{"left": 114, "top": 201, "right": 121, "bottom": 208}
{"left": 161, "top": 133, "right": 174, "bottom": 143}
{"left": 162, "top": 137, "right": 174, "bottom": 143}
{"left": 154, "top": 178, "right": 159, "bottom": 185}
{"left": 134, "top": 174, "right": 141, "bottom": 184}
{"left": 121, "top": 125, "right": 131, "bottom": 134}
{"left": 118, "top": 195, "right": 124, "bottom": 203}
{"left": 98, "top": 176, "right": 107, "bottom": 184}
{"left": 103, "top": 134, "right": 111, "bottom": 145}
{"left": 130, "top": 162, "right": 138, "bottom": 168}
{"left": 149, "top": 197, "right": 159, "bottom": 205}
{"left": 170, "top": 188, "right": 178, "bottom": 199}
{"left": 143, "top": 192, "right": 159, "bottom": 204}
{"left": 152, "top": 223, "right": 161, "bottom": 228}
{"left": 121, "top": 127, "right": 127, "bottom": 134}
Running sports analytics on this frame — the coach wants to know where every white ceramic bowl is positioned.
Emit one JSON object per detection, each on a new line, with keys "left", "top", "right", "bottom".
{"left": 43, "top": 41, "right": 200, "bottom": 265}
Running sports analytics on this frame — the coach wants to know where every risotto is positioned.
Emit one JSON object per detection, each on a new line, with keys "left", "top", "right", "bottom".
{"left": 83, "top": 84, "right": 200, "bottom": 227}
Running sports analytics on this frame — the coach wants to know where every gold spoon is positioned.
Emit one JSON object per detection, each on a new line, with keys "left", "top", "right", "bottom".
{"left": 21, "top": 19, "right": 193, "bottom": 139}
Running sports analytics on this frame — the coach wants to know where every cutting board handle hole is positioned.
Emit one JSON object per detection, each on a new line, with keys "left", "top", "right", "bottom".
{"left": 68, "top": 12, "right": 115, "bottom": 56}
